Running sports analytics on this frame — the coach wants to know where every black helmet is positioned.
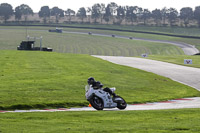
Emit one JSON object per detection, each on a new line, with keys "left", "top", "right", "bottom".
{"left": 93, "top": 81, "right": 103, "bottom": 89}
{"left": 87, "top": 77, "right": 95, "bottom": 85}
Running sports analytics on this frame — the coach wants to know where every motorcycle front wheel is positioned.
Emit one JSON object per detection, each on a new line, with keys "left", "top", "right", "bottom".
{"left": 116, "top": 96, "right": 127, "bottom": 110}
{"left": 89, "top": 96, "right": 104, "bottom": 110}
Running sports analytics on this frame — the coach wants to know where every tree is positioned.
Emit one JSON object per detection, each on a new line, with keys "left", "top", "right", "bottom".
{"left": 194, "top": 6, "right": 200, "bottom": 27}
{"left": 87, "top": 7, "right": 92, "bottom": 23}
{"left": 136, "top": 7, "right": 143, "bottom": 24}
{"left": 77, "top": 7, "right": 86, "bottom": 23}
{"left": 180, "top": 7, "right": 193, "bottom": 27}
{"left": 141, "top": 9, "right": 151, "bottom": 25}
{"left": 125, "top": 6, "right": 137, "bottom": 25}
{"left": 15, "top": 6, "right": 22, "bottom": 21}
{"left": 50, "top": 7, "right": 64, "bottom": 23}
{"left": 99, "top": 4, "right": 106, "bottom": 24}
{"left": 65, "top": 8, "right": 75, "bottom": 23}
{"left": 39, "top": 6, "right": 50, "bottom": 23}
{"left": 126, "top": 6, "right": 139, "bottom": 25}
{"left": 152, "top": 9, "right": 162, "bottom": 26}
{"left": 108, "top": 2, "right": 118, "bottom": 23}
{"left": 116, "top": 6, "right": 125, "bottom": 25}
{"left": 161, "top": 7, "right": 168, "bottom": 26}
{"left": 167, "top": 8, "right": 178, "bottom": 26}
{"left": 90, "top": 3, "right": 105, "bottom": 24}
{"left": 125, "top": 6, "right": 130, "bottom": 24}
{"left": 0, "top": 3, "right": 13, "bottom": 23}
{"left": 14, "top": 4, "right": 33, "bottom": 22}
{"left": 103, "top": 5, "right": 111, "bottom": 24}
{"left": 91, "top": 4, "right": 101, "bottom": 23}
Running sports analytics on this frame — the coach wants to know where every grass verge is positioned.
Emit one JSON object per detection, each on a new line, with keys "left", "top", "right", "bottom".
{"left": 146, "top": 55, "right": 200, "bottom": 68}
{"left": 0, "top": 109, "right": 200, "bottom": 132}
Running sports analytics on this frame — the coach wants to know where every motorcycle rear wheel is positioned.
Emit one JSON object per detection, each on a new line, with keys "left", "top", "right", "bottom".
{"left": 116, "top": 96, "right": 127, "bottom": 110}
{"left": 89, "top": 96, "right": 104, "bottom": 110}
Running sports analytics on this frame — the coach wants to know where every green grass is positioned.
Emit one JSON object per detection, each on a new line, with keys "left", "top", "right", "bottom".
{"left": 0, "top": 27, "right": 185, "bottom": 56}
{"left": 73, "top": 23, "right": 200, "bottom": 37}
{"left": 0, "top": 50, "right": 199, "bottom": 110}
{"left": 61, "top": 27, "right": 200, "bottom": 50}
{"left": 2, "top": 25, "right": 200, "bottom": 50}
{"left": 73, "top": 25, "right": 200, "bottom": 36}
{"left": 1, "top": 109, "right": 200, "bottom": 132}
{"left": 76, "top": 24, "right": 200, "bottom": 36}
{"left": 146, "top": 55, "right": 200, "bottom": 68}
{"left": 27, "top": 25, "right": 200, "bottom": 50}
{"left": 57, "top": 26, "right": 200, "bottom": 51}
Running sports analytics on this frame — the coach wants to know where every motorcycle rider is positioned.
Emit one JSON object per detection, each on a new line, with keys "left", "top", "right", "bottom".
{"left": 87, "top": 77, "right": 116, "bottom": 97}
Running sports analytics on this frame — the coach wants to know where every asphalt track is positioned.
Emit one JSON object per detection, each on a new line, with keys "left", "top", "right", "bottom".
{"left": 1, "top": 97, "right": 199, "bottom": 112}
{"left": 93, "top": 55, "right": 200, "bottom": 91}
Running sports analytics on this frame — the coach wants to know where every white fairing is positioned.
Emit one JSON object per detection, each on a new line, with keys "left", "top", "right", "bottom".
{"left": 110, "top": 87, "right": 116, "bottom": 93}
{"left": 85, "top": 85, "right": 117, "bottom": 108}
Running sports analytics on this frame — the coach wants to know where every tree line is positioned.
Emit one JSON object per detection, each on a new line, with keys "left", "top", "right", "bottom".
{"left": 1, "top": 2, "right": 200, "bottom": 27}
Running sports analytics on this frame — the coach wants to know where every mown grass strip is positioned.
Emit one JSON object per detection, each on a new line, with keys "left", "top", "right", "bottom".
{"left": 146, "top": 55, "right": 200, "bottom": 68}
{"left": 0, "top": 109, "right": 200, "bottom": 132}
{"left": 0, "top": 27, "right": 186, "bottom": 56}
{"left": 1, "top": 25, "right": 199, "bottom": 50}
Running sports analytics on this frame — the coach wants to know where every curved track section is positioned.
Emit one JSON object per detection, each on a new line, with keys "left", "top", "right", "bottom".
{"left": 1, "top": 97, "right": 199, "bottom": 112}
{"left": 93, "top": 55, "right": 200, "bottom": 91}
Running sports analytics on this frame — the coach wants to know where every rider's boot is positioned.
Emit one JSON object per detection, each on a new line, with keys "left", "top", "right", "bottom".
{"left": 113, "top": 93, "right": 117, "bottom": 97}
{"left": 112, "top": 93, "right": 119, "bottom": 102}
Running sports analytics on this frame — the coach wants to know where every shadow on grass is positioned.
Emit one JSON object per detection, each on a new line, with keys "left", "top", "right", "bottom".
{"left": 0, "top": 102, "right": 89, "bottom": 110}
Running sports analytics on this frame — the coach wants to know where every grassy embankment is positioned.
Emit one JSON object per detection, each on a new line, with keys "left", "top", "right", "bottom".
{"left": 58, "top": 27, "right": 200, "bottom": 50}
{"left": 3, "top": 23, "right": 200, "bottom": 36}
{"left": 146, "top": 55, "right": 200, "bottom": 68}
{"left": 0, "top": 51, "right": 199, "bottom": 110}
{"left": 61, "top": 23, "right": 200, "bottom": 37}
{"left": 66, "top": 24, "right": 200, "bottom": 36}
{"left": 0, "top": 27, "right": 185, "bottom": 56}
{"left": 1, "top": 25, "right": 200, "bottom": 53}
{"left": 0, "top": 24, "right": 200, "bottom": 46}
{"left": 1, "top": 109, "right": 200, "bottom": 132}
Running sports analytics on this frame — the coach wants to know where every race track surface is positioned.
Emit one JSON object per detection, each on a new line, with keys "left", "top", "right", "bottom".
{"left": 1, "top": 97, "right": 199, "bottom": 113}
{"left": 93, "top": 55, "right": 200, "bottom": 91}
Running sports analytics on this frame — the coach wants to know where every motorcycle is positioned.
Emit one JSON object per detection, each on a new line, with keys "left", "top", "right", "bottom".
{"left": 85, "top": 85, "right": 127, "bottom": 110}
